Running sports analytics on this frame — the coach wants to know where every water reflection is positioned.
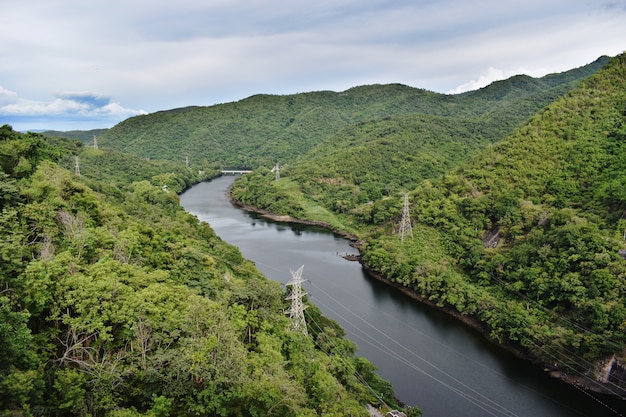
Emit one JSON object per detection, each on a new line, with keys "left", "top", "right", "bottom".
{"left": 180, "top": 176, "right": 626, "bottom": 417}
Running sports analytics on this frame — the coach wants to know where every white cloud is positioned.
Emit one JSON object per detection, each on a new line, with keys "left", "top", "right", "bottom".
{"left": 0, "top": 89, "right": 144, "bottom": 118}
{"left": 0, "top": 86, "right": 19, "bottom": 106}
{"left": 447, "top": 66, "right": 548, "bottom": 94}
{"left": 0, "top": 86, "right": 146, "bottom": 131}
{"left": 1, "top": 0, "right": 625, "bottom": 130}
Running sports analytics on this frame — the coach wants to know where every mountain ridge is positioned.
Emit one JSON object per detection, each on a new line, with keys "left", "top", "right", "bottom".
{"left": 86, "top": 56, "right": 609, "bottom": 169}
{"left": 229, "top": 53, "right": 626, "bottom": 396}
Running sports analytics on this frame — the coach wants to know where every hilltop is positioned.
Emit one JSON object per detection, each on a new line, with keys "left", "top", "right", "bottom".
{"left": 43, "top": 128, "right": 109, "bottom": 144}
{"left": 95, "top": 56, "right": 609, "bottom": 169}
{"left": 230, "top": 53, "right": 626, "bottom": 395}
{"left": 12, "top": 53, "right": 624, "bottom": 410}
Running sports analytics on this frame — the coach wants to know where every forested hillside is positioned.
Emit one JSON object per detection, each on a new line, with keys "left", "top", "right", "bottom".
{"left": 44, "top": 129, "right": 109, "bottom": 145}
{"left": 0, "top": 125, "right": 401, "bottom": 416}
{"left": 97, "top": 57, "right": 608, "bottom": 169}
{"left": 226, "top": 57, "right": 609, "bottom": 230}
{"left": 58, "top": 146, "right": 215, "bottom": 194}
{"left": 10, "top": 52, "right": 620, "bottom": 409}
{"left": 231, "top": 53, "right": 626, "bottom": 393}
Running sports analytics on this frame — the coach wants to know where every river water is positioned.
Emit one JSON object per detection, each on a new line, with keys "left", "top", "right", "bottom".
{"left": 180, "top": 175, "right": 625, "bottom": 417}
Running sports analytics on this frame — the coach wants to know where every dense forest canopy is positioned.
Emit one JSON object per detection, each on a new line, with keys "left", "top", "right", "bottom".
{"left": 0, "top": 126, "right": 401, "bottom": 416}
{"left": 228, "top": 53, "right": 626, "bottom": 393}
{"left": 96, "top": 56, "right": 609, "bottom": 169}
{"left": 3, "top": 53, "right": 622, "bottom": 416}
{"left": 43, "top": 129, "right": 109, "bottom": 145}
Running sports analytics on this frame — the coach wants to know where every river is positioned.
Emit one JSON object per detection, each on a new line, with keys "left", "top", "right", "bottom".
{"left": 180, "top": 175, "right": 625, "bottom": 417}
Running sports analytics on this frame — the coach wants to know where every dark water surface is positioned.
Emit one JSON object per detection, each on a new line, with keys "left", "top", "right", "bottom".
{"left": 180, "top": 176, "right": 625, "bottom": 417}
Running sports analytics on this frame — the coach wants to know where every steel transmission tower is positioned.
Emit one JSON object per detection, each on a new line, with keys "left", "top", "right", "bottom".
{"left": 285, "top": 265, "right": 308, "bottom": 335}
{"left": 271, "top": 163, "right": 281, "bottom": 181}
{"left": 74, "top": 155, "right": 80, "bottom": 176}
{"left": 398, "top": 192, "right": 413, "bottom": 241}
{"left": 93, "top": 135, "right": 98, "bottom": 150}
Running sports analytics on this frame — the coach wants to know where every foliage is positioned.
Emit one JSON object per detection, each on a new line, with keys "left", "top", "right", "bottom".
{"left": 231, "top": 53, "right": 626, "bottom": 386}
{"left": 3, "top": 53, "right": 617, "bottom": 414}
{"left": 43, "top": 129, "right": 109, "bottom": 144}
{"left": 228, "top": 56, "right": 610, "bottom": 224}
{"left": 0, "top": 125, "right": 391, "bottom": 416}
{"left": 362, "top": 53, "right": 626, "bottom": 374}
{"left": 96, "top": 56, "right": 609, "bottom": 169}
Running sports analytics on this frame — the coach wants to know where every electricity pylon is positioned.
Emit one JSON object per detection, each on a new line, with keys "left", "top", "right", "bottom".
{"left": 271, "top": 163, "right": 281, "bottom": 181}
{"left": 74, "top": 155, "right": 80, "bottom": 176}
{"left": 398, "top": 192, "right": 413, "bottom": 242}
{"left": 285, "top": 265, "right": 308, "bottom": 335}
{"left": 93, "top": 135, "right": 98, "bottom": 150}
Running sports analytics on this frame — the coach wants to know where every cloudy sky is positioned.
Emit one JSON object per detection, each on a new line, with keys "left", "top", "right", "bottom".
{"left": 1, "top": 0, "right": 625, "bottom": 131}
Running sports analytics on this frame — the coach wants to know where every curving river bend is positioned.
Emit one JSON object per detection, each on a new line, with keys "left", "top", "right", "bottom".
{"left": 180, "top": 175, "right": 625, "bottom": 417}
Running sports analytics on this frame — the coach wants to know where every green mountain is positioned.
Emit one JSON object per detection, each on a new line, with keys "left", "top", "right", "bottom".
{"left": 43, "top": 128, "right": 109, "bottom": 144}
{"left": 0, "top": 126, "right": 399, "bottom": 416}
{"left": 360, "top": 53, "right": 626, "bottom": 390}
{"left": 15, "top": 52, "right": 621, "bottom": 407}
{"left": 226, "top": 57, "right": 609, "bottom": 228}
{"left": 59, "top": 146, "right": 215, "bottom": 194}
{"left": 232, "top": 53, "right": 626, "bottom": 394}
{"left": 96, "top": 57, "right": 609, "bottom": 169}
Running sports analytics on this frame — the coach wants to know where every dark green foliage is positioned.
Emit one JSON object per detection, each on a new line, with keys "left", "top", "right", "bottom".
{"left": 0, "top": 126, "right": 388, "bottom": 416}
{"left": 230, "top": 54, "right": 626, "bottom": 386}
{"left": 42, "top": 128, "right": 109, "bottom": 144}
{"left": 97, "top": 56, "right": 608, "bottom": 170}
{"left": 0, "top": 125, "right": 65, "bottom": 178}
{"left": 361, "top": 54, "right": 626, "bottom": 374}
{"left": 56, "top": 145, "right": 218, "bottom": 194}
{"left": 2, "top": 52, "right": 617, "bottom": 414}
{"left": 230, "top": 169, "right": 305, "bottom": 218}
{"left": 228, "top": 57, "right": 609, "bottom": 224}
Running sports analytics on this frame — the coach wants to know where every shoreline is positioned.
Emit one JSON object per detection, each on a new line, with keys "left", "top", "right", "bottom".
{"left": 226, "top": 188, "right": 626, "bottom": 398}
{"left": 227, "top": 191, "right": 359, "bottom": 242}
{"left": 358, "top": 260, "right": 625, "bottom": 397}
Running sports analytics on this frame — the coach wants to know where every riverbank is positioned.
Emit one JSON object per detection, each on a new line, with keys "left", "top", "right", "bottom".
{"left": 359, "top": 261, "right": 626, "bottom": 398}
{"left": 226, "top": 186, "right": 626, "bottom": 399}
{"left": 227, "top": 190, "right": 360, "bottom": 242}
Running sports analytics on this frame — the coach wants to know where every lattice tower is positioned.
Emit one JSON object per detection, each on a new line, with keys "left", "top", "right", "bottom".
{"left": 399, "top": 192, "right": 413, "bottom": 241}
{"left": 285, "top": 265, "right": 308, "bottom": 335}
{"left": 271, "top": 163, "right": 281, "bottom": 181}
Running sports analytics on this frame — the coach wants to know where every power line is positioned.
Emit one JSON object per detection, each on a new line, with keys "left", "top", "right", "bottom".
{"left": 304, "top": 309, "right": 391, "bottom": 410}
{"left": 279, "top": 263, "right": 396, "bottom": 411}
{"left": 285, "top": 265, "right": 308, "bottom": 335}
{"left": 247, "top": 258, "right": 623, "bottom": 414}
{"left": 307, "top": 285, "right": 520, "bottom": 417}
{"left": 484, "top": 271, "right": 626, "bottom": 397}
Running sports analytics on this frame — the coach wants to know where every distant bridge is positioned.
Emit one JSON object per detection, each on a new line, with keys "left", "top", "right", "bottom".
{"left": 221, "top": 169, "right": 252, "bottom": 175}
